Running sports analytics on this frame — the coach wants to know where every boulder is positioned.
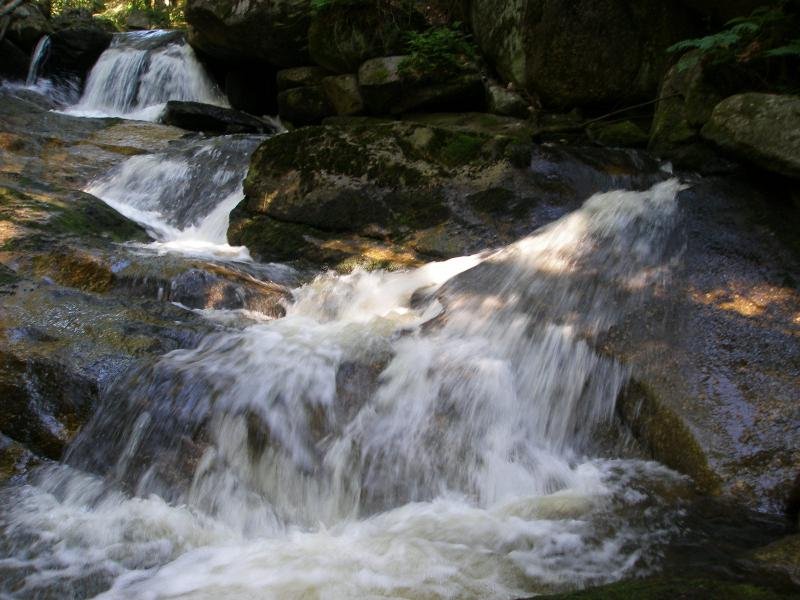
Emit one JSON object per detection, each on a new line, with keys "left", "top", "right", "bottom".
{"left": 358, "top": 55, "right": 485, "bottom": 115}
{"left": 185, "top": 0, "right": 312, "bottom": 67}
{"left": 162, "top": 101, "right": 280, "bottom": 134}
{"left": 0, "top": 39, "right": 29, "bottom": 81}
{"left": 276, "top": 65, "right": 330, "bottom": 91}
{"left": 232, "top": 117, "right": 666, "bottom": 265}
{"left": 277, "top": 85, "right": 333, "bottom": 125}
{"left": 321, "top": 74, "right": 364, "bottom": 116}
{"left": 648, "top": 52, "right": 724, "bottom": 159}
{"left": 606, "top": 176, "right": 800, "bottom": 511}
{"left": 43, "top": 26, "right": 113, "bottom": 83}
{"left": 587, "top": 120, "right": 649, "bottom": 148}
{"left": 486, "top": 81, "right": 530, "bottom": 119}
{"left": 6, "top": 3, "right": 52, "bottom": 53}
{"left": 469, "top": 0, "right": 693, "bottom": 109}
{"left": 701, "top": 93, "right": 800, "bottom": 179}
{"left": 308, "top": 1, "right": 424, "bottom": 73}
{"left": 225, "top": 65, "right": 279, "bottom": 116}
{"left": 124, "top": 9, "right": 153, "bottom": 30}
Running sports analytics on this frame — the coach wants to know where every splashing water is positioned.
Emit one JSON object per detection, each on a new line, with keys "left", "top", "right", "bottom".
{"left": 25, "top": 35, "right": 51, "bottom": 87}
{"left": 86, "top": 135, "right": 266, "bottom": 260}
{"left": 0, "top": 179, "right": 692, "bottom": 598}
{"left": 64, "top": 30, "right": 227, "bottom": 121}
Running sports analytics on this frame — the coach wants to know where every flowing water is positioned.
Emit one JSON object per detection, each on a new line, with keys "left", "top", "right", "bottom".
{"left": 86, "top": 134, "right": 264, "bottom": 260}
{"left": 25, "top": 35, "right": 51, "bottom": 87}
{"left": 65, "top": 30, "right": 227, "bottom": 121}
{"left": 0, "top": 162, "right": 700, "bottom": 597}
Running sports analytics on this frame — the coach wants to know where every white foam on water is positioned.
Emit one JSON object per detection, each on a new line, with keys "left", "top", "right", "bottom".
{"left": 62, "top": 30, "right": 227, "bottom": 121}
{"left": 0, "top": 180, "right": 690, "bottom": 599}
{"left": 85, "top": 135, "right": 265, "bottom": 261}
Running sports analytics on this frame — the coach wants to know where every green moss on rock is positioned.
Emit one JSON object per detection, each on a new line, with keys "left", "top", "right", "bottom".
{"left": 618, "top": 380, "right": 722, "bottom": 495}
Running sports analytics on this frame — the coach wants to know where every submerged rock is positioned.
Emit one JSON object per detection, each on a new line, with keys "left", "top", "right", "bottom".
{"left": 702, "top": 93, "right": 800, "bottom": 179}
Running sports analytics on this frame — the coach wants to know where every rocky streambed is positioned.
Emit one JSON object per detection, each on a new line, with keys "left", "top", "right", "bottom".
{"left": 0, "top": 69, "right": 799, "bottom": 599}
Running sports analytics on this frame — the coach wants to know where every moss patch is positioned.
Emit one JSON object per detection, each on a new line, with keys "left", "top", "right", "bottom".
{"left": 617, "top": 380, "right": 722, "bottom": 495}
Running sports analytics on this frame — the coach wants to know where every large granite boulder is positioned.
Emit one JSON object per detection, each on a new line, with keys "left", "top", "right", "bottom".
{"left": 308, "top": 1, "right": 424, "bottom": 73}
{"left": 230, "top": 114, "right": 667, "bottom": 265}
{"left": 701, "top": 93, "right": 800, "bottom": 179}
{"left": 185, "top": 0, "right": 312, "bottom": 67}
{"left": 5, "top": 2, "right": 52, "bottom": 53}
{"left": 469, "top": 0, "right": 693, "bottom": 109}
{"left": 358, "top": 55, "right": 485, "bottom": 115}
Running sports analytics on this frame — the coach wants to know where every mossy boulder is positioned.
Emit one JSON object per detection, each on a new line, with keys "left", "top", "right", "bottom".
{"left": 648, "top": 52, "right": 726, "bottom": 167}
{"left": 358, "top": 55, "right": 485, "bottom": 115}
{"left": 276, "top": 65, "right": 331, "bottom": 91}
{"left": 185, "top": 0, "right": 313, "bottom": 67}
{"left": 239, "top": 120, "right": 531, "bottom": 236}
{"left": 277, "top": 84, "right": 334, "bottom": 125}
{"left": 752, "top": 535, "right": 800, "bottom": 586}
{"left": 308, "top": 1, "right": 424, "bottom": 73}
{"left": 469, "top": 0, "right": 693, "bottom": 109}
{"left": 486, "top": 81, "right": 530, "bottom": 119}
{"left": 321, "top": 74, "right": 365, "bottom": 116}
{"left": 701, "top": 93, "right": 800, "bottom": 179}
{"left": 587, "top": 120, "right": 650, "bottom": 148}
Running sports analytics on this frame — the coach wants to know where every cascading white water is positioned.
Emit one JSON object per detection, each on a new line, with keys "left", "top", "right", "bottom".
{"left": 86, "top": 135, "right": 265, "bottom": 259}
{"left": 25, "top": 35, "right": 51, "bottom": 86}
{"left": 0, "top": 179, "right": 691, "bottom": 599}
{"left": 66, "top": 30, "right": 227, "bottom": 121}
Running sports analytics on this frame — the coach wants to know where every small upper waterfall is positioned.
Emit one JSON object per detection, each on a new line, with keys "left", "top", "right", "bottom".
{"left": 86, "top": 134, "right": 265, "bottom": 258}
{"left": 25, "top": 35, "right": 51, "bottom": 86}
{"left": 66, "top": 30, "right": 227, "bottom": 120}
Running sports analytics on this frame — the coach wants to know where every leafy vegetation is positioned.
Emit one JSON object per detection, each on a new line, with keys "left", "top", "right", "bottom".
{"left": 49, "top": 0, "right": 184, "bottom": 28}
{"left": 668, "top": 2, "right": 800, "bottom": 72}
{"left": 399, "top": 24, "right": 477, "bottom": 78}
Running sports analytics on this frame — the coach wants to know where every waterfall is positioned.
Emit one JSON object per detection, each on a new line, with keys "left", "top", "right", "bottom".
{"left": 66, "top": 30, "right": 227, "bottom": 121}
{"left": 25, "top": 35, "right": 51, "bottom": 86}
{"left": 0, "top": 179, "right": 691, "bottom": 599}
{"left": 85, "top": 135, "right": 265, "bottom": 259}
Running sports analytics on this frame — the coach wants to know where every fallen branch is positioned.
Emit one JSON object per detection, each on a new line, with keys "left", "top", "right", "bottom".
{"left": 580, "top": 94, "right": 682, "bottom": 128}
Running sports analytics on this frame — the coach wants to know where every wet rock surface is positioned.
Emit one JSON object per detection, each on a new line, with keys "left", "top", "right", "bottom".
{"left": 162, "top": 101, "right": 280, "bottom": 135}
{"left": 232, "top": 115, "right": 666, "bottom": 266}
{"left": 606, "top": 176, "right": 800, "bottom": 511}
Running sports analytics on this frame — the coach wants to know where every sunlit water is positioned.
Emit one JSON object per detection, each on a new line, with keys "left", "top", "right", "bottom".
{"left": 85, "top": 134, "right": 266, "bottom": 261}
{"left": 63, "top": 30, "right": 227, "bottom": 121}
{"left": 0, "top": 177, "right": 696, "bottom": 599}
